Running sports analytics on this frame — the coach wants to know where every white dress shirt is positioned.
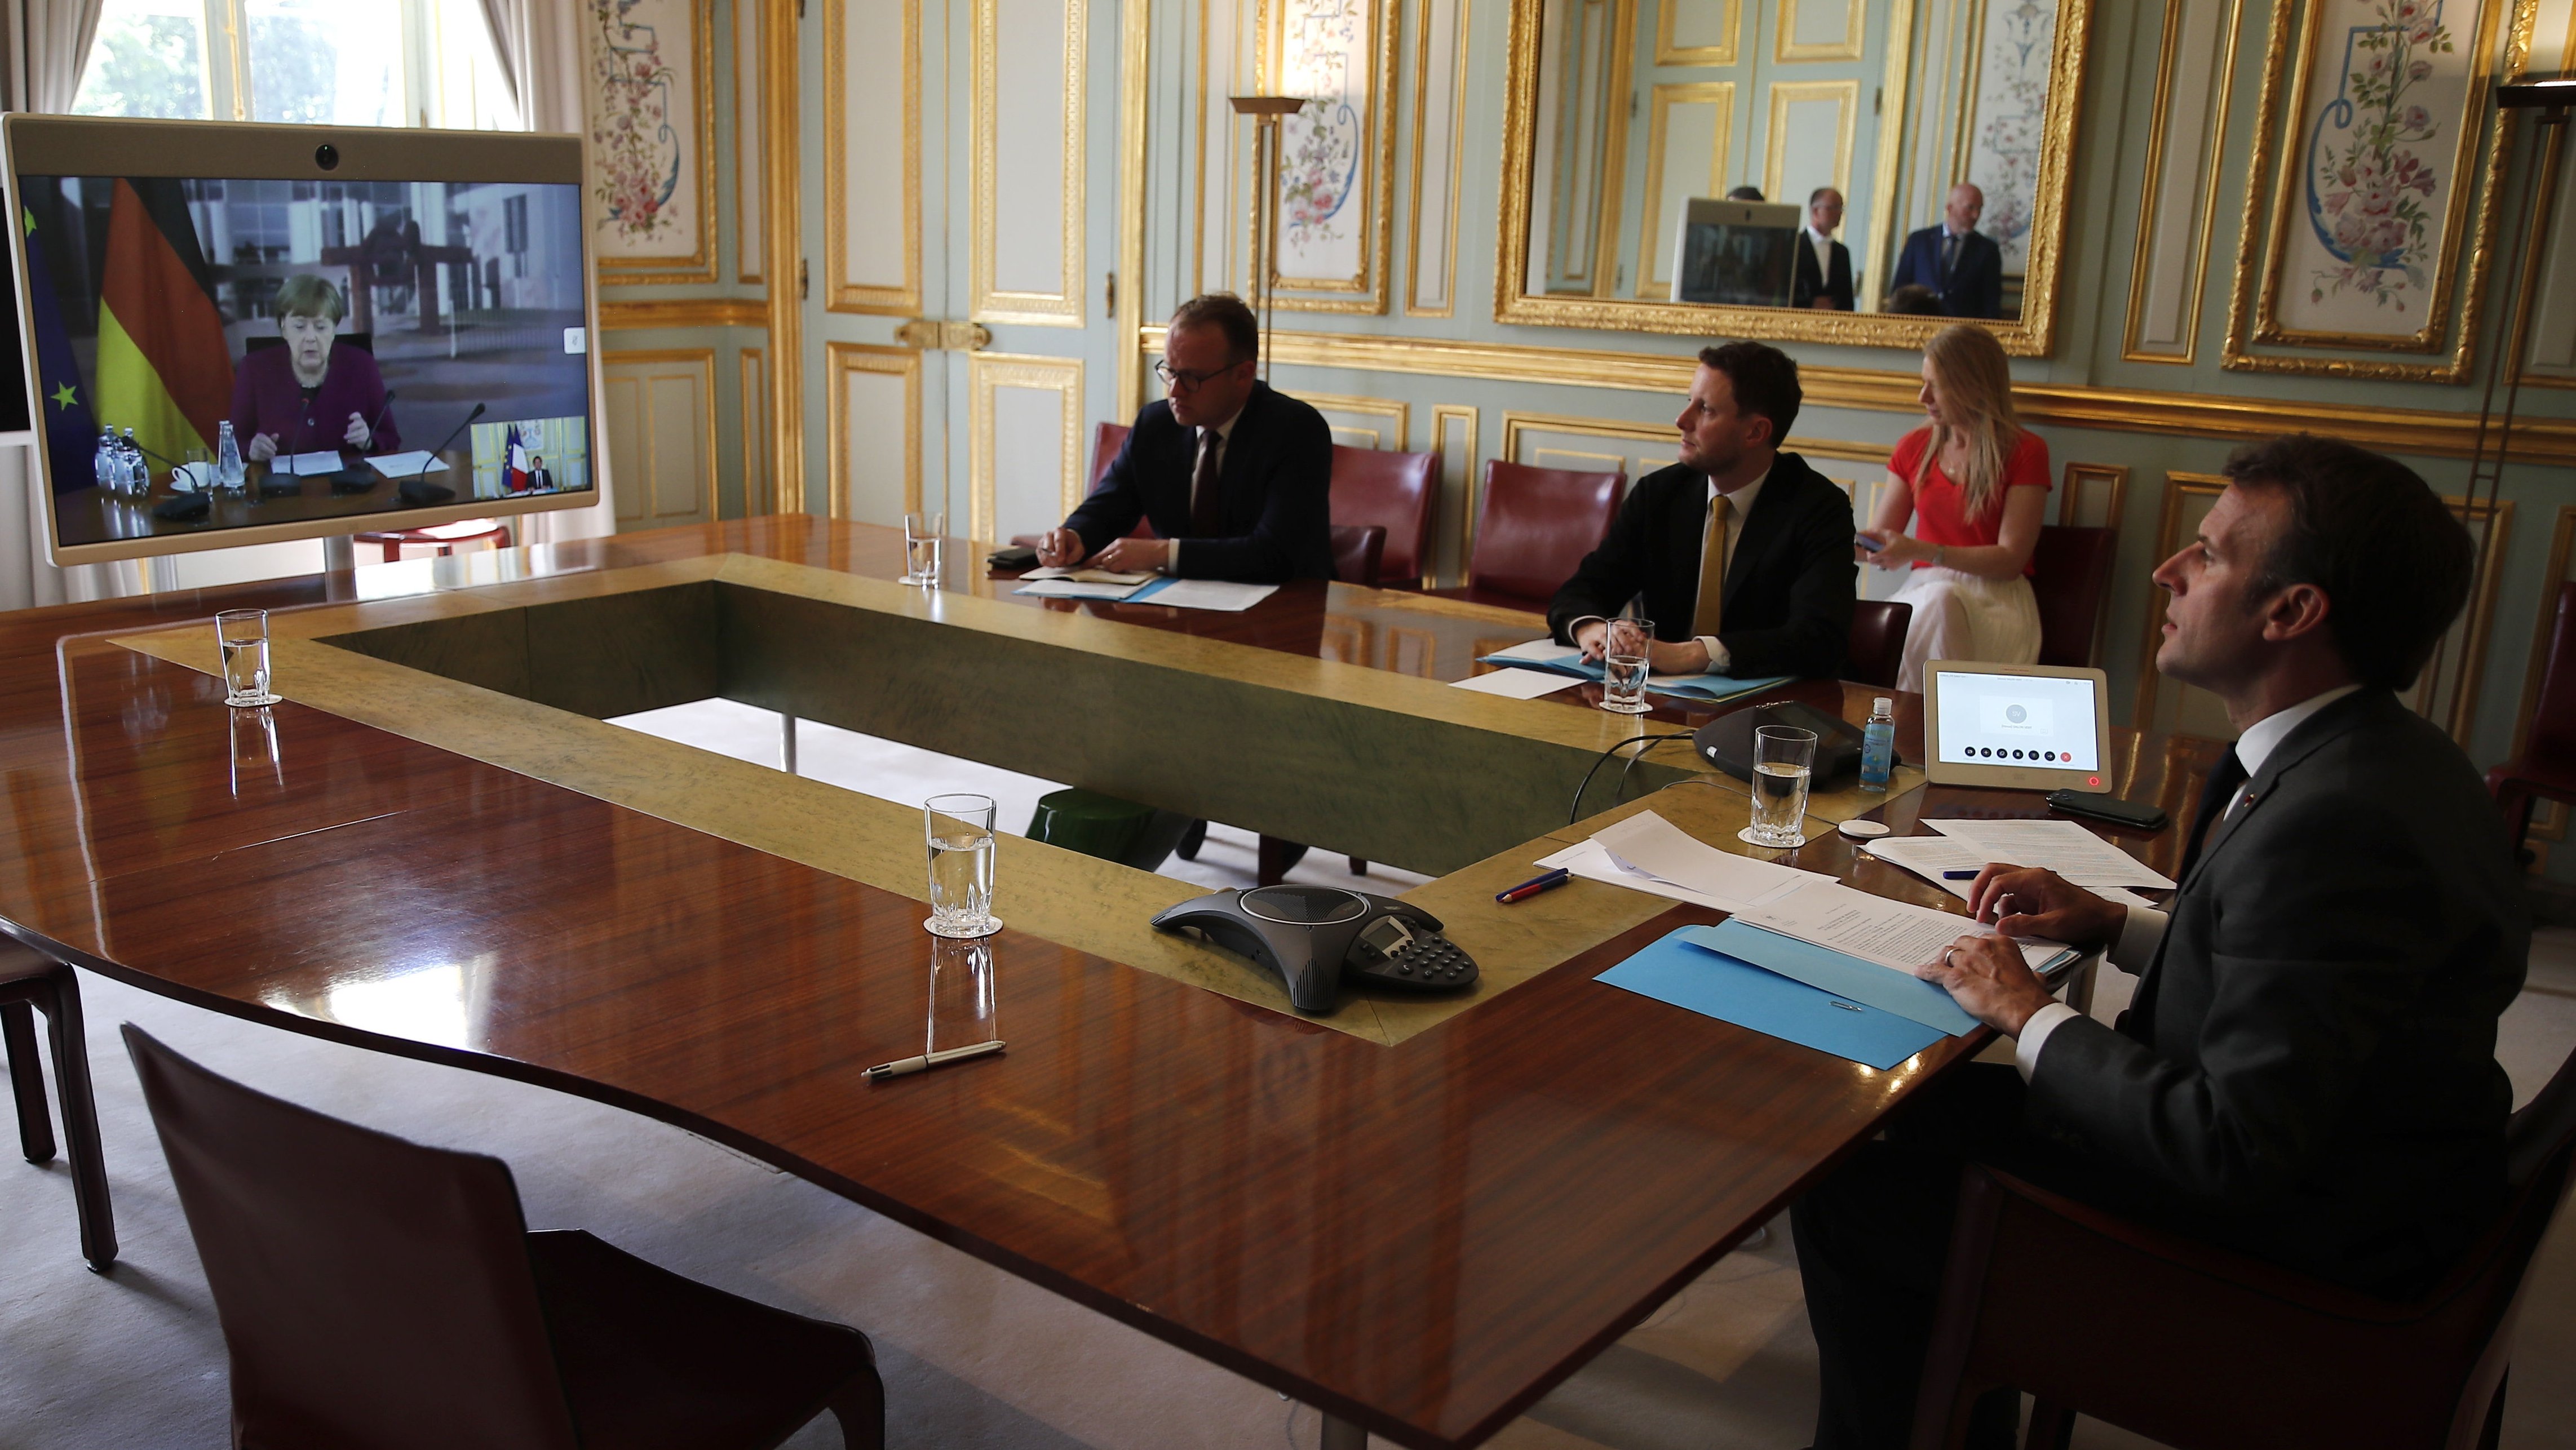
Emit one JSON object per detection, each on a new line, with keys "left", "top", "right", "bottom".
{"left": 1567, "top": 467, "right": 1767, "bottom": 672}
{"left": 1162, "top": 405, "right": 1245, "bottom": 574}
{"left": 1805, "top": 225, "right": 1835, "bottom": 282}
{"left": 2012, "top": 684, "right": 2365, "bottom": 1078}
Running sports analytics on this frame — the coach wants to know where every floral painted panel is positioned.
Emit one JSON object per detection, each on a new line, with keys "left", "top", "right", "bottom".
{"left": 1274, "top": 0, "right": 1376, "bottom": 289}
{"left": 1961, "top": 0, "right": 2059, "bottom": 276}
{"left": 2271, "top": 0, "right": 2483, "bottom": 336}
{"left": 589, "top": 0, "right": 715, "bottom": 281}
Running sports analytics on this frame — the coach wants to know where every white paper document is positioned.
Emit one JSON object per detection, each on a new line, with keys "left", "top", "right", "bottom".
{"left": 1450, "top": 667, "right": 1579, "bottom": 699}
{"left": 1020, "top": 565, "right": 1154, "bottom": 584}
{"left": 364, "top": 450, "right": 448, "bottom": 478}
{"left": 1146, "top": 580, "right": 1278, "bottom": 611}
{"left": 1863, "top": 835, "right": 1991, "bottom": 899}
{"left": 285, "top": 450, "right": 349, "bottom": 476}
{"left": 1923, "top": 819, "right": 2176, "bottom": 889}
{"left": 1486, "top": 638, "right": 1582, "bottom": 666}
{"left": 1587, "top": 811, "right": 1829, "bottom": 909}
{"left": 1014, "top": 578, "right": 1154, "bottom": 601}
{"left": 1736, "top": 881, "right": 2075, "bottom": 975}
{"left": 1535, "top": 840, "right": 1781, "bottom": 916}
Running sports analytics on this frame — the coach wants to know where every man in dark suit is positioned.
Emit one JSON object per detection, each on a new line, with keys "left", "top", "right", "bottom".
{"left": 1793, "top": 186, "right": 1855, "bottom": 311}
{"left": 1793, "top": 435, "right": 2528, "bottom": 1450}
{"left": 1036, "top": 293, "right": 1331, "bottom": 583}
{"left": 1546, "top": 340, "right": 1855, "bottom": 680}
{"left": 1886, "top": 183, "right": 2004, "bottom": 319}
{"left": 527, "top": 455, "right": 554, "bottom": 493}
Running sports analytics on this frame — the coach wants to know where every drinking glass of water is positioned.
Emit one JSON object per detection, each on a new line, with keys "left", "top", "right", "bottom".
{"left": 1599, "top": 617, "right": 1654, "bottom": 715}
{"left": 214, "top": 609, "right": 280, "bottom": 708}
{"left": 924, "top": 792, "right": 1001, "bottom": 938}
{"left": 901, "top": 511, "right": 945, "bottom": 587}
{"left": 1740, "top": 725, "right": 1816, "bottom": 849}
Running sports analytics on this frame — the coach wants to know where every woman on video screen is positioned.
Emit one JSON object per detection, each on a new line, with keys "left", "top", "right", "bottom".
{"left": 228, "top": 274, "right": 401, "bottom": 462}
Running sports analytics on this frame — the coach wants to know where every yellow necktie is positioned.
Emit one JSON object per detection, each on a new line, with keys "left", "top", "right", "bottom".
{"left": 1692, "top": 494, "right": 1728, "bottom": 637}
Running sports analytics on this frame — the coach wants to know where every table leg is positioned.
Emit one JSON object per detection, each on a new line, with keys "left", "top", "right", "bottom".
{"left": 782, "top": 713, "right": 799, "bottom": 777}
{"left": 1318, "top": 1411, "right": 1366, "bottom": 1449}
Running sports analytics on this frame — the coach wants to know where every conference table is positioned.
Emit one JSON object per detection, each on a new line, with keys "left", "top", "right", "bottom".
{"left": 0, "top": 517, "right": 2222, "bottom": 1449}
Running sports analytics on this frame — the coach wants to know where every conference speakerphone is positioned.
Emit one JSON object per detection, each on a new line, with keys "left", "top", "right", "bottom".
{"left": 1922, "top": 661, "right": 2113, "bottom": 792}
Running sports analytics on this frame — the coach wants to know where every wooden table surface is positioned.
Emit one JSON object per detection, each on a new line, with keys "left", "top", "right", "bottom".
{"left": 0, "top": 517, "right": 2222, "bottom": 1449}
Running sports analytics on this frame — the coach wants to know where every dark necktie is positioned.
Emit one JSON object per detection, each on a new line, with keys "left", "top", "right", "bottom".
{"left": 1188, "top": 428, "right": 1221, "bottom": 538}
{"left": 1940, "top": 232, "right": 1960, "bottom": 287}
{"left": 2177, "top": 747, "right": 2247, "bottom": 883}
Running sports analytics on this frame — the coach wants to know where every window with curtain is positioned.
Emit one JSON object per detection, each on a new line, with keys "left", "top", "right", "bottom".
{"left": 73, "top": 0, "right": 516, "bottom": 130}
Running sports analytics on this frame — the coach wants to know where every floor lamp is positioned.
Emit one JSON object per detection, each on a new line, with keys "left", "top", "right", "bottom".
{"left": 1229, "top": 95, "right": 1304, "bottom": 381}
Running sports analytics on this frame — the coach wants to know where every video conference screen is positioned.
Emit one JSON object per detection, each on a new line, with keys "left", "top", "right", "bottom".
{"left": 1934, "top": 671, "right": 2104, "bottom": 771}
{"left": 21, "top": 173, "right": 592, "bottom": 550}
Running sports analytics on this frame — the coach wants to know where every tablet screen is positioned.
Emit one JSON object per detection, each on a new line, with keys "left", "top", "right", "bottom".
{"left": 1932, "top": 670, "right": 2102, "bottom": 771}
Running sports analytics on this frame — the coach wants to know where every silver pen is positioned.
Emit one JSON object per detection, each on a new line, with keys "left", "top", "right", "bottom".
{"left": 865, "top": 1039, "right": 1006, "bottom": 1081}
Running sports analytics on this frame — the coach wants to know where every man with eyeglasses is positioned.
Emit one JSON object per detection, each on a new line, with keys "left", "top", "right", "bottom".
{"left": 1035, "top": 293, "right": 1333, "bottom": 582}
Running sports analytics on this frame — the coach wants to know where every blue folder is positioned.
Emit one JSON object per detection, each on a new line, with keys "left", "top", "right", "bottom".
{"left": 1679, "top": 920, "right": 1981, "bottom": 1037}
{"left": 1011, "top": 577, "right": 1179, "bottom": 603}
{"left": 1474, "top": 645, "right": 1787, "bottom": 704}
{"left": 1596, "top": 928, "right": 1951, "bottom": 1070}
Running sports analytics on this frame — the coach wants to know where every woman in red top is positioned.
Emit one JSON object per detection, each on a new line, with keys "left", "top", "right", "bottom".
{"left": 1854, "top": 324, "right": 2051, "bottom": 690}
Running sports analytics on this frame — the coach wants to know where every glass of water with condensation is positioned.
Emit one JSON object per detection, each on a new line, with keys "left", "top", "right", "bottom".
{"left": 1599, "top": 617, "right": 1654, "bottom": 715}
{"left": 924, "top": 793, "right": 1001, "bottom": 938}
{"left": 1741, "top": 725, "right": 1816, "bottom": 849}
{"left": 901, "top": 511, "right": 945, "bottom": 586}
{"left": 215, "top": 609, "right": 280, "bottom": 707}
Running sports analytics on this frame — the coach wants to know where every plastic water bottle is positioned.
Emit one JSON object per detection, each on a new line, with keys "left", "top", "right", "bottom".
{"left": 216, "top": 421, "right": 246, "bottom": 496}
{"left": 94, "top": 428, "right": 116, "bottom": 493}
{"left": 1859, "top": 696, "right": 1896, "bottom": 793}
{"left": 119, "top": 429, "right": 145, "bottom": 494}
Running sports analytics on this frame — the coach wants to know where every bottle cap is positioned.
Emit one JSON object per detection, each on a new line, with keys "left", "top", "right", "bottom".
{"left": 1873, "top": 697, "right": 1892, "bottom": 713}
{"left": 1838, "top": 819, "right": 1892, "bottom": 840}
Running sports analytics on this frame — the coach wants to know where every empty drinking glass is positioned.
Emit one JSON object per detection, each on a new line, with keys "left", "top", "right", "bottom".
{"left": 214, "top": 609, "right": 280, "bottom": 708}
{"left": 902, "top": 511, "right": 945, "bottom": 586}
{"left": 924, "top": 793, "right": 1000, "bottom": 937}
{"left": 1740, "top": 725, "right": 1816, "bottom": 849}
{"left": 1600, "top": 617, "right": 1654, "bottom": 715}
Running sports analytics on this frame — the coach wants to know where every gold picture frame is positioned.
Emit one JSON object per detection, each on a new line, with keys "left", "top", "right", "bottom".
{"left": 591, "top": 0, "right": 721, "bottom": 286}
{"left": 1252, "top": 0, "right": 1402, "bottom": 313}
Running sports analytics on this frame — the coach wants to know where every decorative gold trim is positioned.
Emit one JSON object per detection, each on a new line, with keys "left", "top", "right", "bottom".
{"left": 1259, "top": 0, "right": 1404, "bottom": 313}
{"left": 739, "top": 347, "right": 768, "bottom": 520}
{"left": 734, "top": 0, "right": 765, "bottom": 285}
{"left": 2507, "top": 120, "right": 2573, "bottom": 389}
{"left": 1150, "top": 322, "right": 2576, "bottom": 464}
{"left": 2130, "top": 471, "right": 2227, "bottom": 733}
{"left": 599, "top": 347, "right": 722, "bottom": 525}
{"left": 1494, "top": 0, "right": 2087, "bottom": 353}
{"left": 967, "top": 353, "right": 1086, "bottom": 542}
{"left": 1300, "top": 392, "right": 1411, "bottom": 450}
{"left": 1762, "top": 79, "right": 1859, "bottom": 203}
{"left": 598, "top": 298, "right": 772, "bottom": 330}
{"left": 2121, "top": 0, "right": 2246, "bottom": 365}
{"left": 1404, "top": 0, "right": 1472, "bottom": 317}
{"left": 826, "top": 343, "right": 926, "bottom": 521}
{"left": 1432, "top": 403, "right": 1477, "bottom": 586}
{"left": 1586, "top": 0, "right": 1640, "bottom": 301}
{"left": 825, "top": 0, "right": 924, "bottom": 316}
{"left": 2223, "top": 0, "right": 2530, "bottom": 378}
{"left": 597, "top": 0, "right": 723, "bottom": 285}
{"left": 1117, "top": 0, "right": 1152, "bottom": 418}
{"left": 1655, "top": 0, "right": 1740, "bottom": 64}
{"left": 765, "top": 0, "right": 803, "bottom": 515}
{"left": 1859, "top": 0, "right": 1918, "bottom": 312}
{"left": 973, "top": 0, "right": 1089, "bottom": 325}
{"left": 1776, "top": 0, "right": 1866, "bottom": 61}
{"left": 1634, "top": 83, "right": 1736, "bottom": 299}
{"left": 2058, "top": 462, "right": 2131, "bottom": 529}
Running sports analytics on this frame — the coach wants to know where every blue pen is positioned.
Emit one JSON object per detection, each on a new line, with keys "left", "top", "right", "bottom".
{"left": 1942, "top": 869, "right": 1981, "bottom": 880}
{"left": 1497, "top": 868, "right": 1572, "bottom": 903}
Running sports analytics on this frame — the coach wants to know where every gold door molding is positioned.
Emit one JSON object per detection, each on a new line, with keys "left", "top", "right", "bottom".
{"left": 1762, "top": 79, "right": 1858, "bottom": 203}
{"left": 1302, "top": 393, "right": 1413, "bottom": 450}
{"left": 2121, "top": 0, "right": 2246, "bottom": 365}
{"left": 973, "top": 0, "right": 1089, "bottom": 325}
{"left": 765, "top": 0, "right": 805, "bottom": 515}
{"left": 1776, "top": 0, "right": 1866, "bottom": 61}
{"left": 967, "top": 353, "right": 1086, "bottom": 543}
{"left": 740, "top": 348, "right": 769, "bottom": 517}
{"left": 826, "top": 343, "right": 925, "bottom": 520}
{"left": 1656, "top": 0, "right": 1741, "bottom": 64}
{"left": 598, "top": 299, "right": 771, "bottom": 331}
{"left": 1635, "top": 82, "right": 1736, "bottom": 300}
{"left": 2129, "top": 471, "right": 2227, "bottom": 735}
{"left": 735, "top": 0, "right": 766, "bottom": 285}
{"left": 1116, "top": 0, "right": 1153, "bottom": 416}
{"left": 601, "top": 348, "right": 721, "bottom": 526}
{"left": 1432, "top": 403, "right": 1479, "bottom": 584}
{"left": 2059, "top": 462, "right": 2130, "bottom": 529}
{"left": 1405, "top": 0, "right": 1473, "bottom": 317}
{"left": 825, "top": 0, "right": 924, "bottom": 315}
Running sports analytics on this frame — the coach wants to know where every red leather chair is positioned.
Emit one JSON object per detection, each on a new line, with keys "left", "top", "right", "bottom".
{"left": 1329, "top": 523, "right": 1387, "bottom": 590}
{"left": 1847, "top": 599, "right": 1914, "bottom": 689}
{"left": 1436, "top": 460, "right": 1624, "bottom": 611}
{"left": 1328, "top": 445, "right": 1440, "bottom": 589}
{"left": 2490, "top": 580, "right": 2576, "bottom": 857}
{"left": 1907, "top": 1041, "right": 2576, "bottom": 1450}
{"left": 2030, "top": 525, "right": 2118, "bottom": 668}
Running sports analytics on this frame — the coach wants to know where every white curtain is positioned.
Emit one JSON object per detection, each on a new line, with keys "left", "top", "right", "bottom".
{"left": 0, "top": 0, "right": 107, "bottom": 113}
{"left": 479, "top": 0, "right": 616, "bottom": 547}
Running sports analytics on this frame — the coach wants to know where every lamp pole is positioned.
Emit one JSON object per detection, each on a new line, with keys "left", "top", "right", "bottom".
{"left": 1229, "top": 95, "right": 1304, "bottom": 381}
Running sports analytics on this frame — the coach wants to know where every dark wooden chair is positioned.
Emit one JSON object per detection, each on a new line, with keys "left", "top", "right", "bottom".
{"left": 123, "top": 1025, "right": 884, "bottom": 1450}
{"left": 2490, "top": 580, "right": 2576, "bottom": 859}
{"left": 1430, "top": 460, "right": 1624, "bottom": 611}
{"left": 2029, "top": 525, "right": 2118, "bottom": 668}
{"left": 1329, "top": 522, "right": 1387, "bottom": 591}
{"left": 1329, "top": 445, "right": 1439, "bottom": 589}
{"left": 1907, "top": 1041, "right": 2576, "bottom": 1450}
{"left": 3, "top": 941, "right": 114, "bottom": 1270}
{"left": 1847, "top": 599, "right": 1915, "bottom": 690}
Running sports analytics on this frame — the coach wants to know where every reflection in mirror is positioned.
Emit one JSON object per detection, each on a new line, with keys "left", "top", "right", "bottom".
{"left": 1521, "top": 0, "right": 2072, "bottom": 322}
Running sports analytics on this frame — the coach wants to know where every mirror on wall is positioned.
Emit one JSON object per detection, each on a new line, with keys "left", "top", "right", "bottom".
{"left": 1497, "top": 0, "right": 2093, "bottom": 352}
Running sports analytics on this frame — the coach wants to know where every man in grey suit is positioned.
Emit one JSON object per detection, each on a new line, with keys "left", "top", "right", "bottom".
{"left": 1792, "top": 435, "right": 2528, "bottom": 1450}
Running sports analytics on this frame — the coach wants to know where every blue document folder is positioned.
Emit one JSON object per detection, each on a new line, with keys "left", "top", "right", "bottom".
{"left": 1473, "top": 645, "right": 1787, "bottom": 704}
{"left": 1679, "top": 920, "right": 1980, "bottom": 1037}
{"left": 1596, "top": 928, "right": 1952, "bottom": 1070}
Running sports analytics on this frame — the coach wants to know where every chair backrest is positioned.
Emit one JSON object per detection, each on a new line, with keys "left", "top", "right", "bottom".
{"left": 1470, "top": 460, "right": 1624, "bottom": 604}
{"left": 2526, "top": 582, "right": 2576, "bottom": 769}
{"left": 1329, "top": 445, "right": 1440, "bottom": 587}
{"left": 1083, "top": 420, "right": 1153, "bottom": 539}
{"left": 2030, "top": 525, "right": 2117, "bottom": 668}
{"left": 1329, "top": 522, "right": 1387, "bottom": 590}
{"left": 123, "top": 1025, "right": 582, "bottom": 1450}
{"left": 1848, "top": 598, "right": 1913, "bottom": 689}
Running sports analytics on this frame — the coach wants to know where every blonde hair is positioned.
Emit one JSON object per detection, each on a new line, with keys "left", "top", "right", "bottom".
{"left": 273, "top": 273, "right": 346, "bottom": 324}
{"left": 1914, "top": 325, "right": 2021, "bottom": 520}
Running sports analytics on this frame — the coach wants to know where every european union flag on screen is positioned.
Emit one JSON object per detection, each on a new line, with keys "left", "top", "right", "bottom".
{"left": 21, "top": 203, "right": 99, "bottom": 494}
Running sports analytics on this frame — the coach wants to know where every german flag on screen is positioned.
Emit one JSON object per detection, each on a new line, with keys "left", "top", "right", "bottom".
{"left": 95, "top": 178, "right": 233, "bottom": 464}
